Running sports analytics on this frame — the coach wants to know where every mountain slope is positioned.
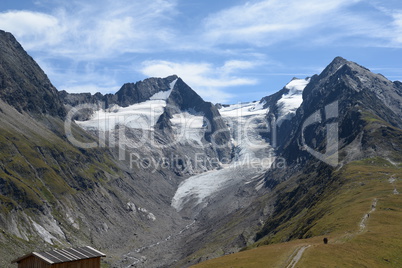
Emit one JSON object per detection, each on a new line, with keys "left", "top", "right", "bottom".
{"left": 191, "top": 57, "right": 402, "bottom": 267}
{"left": 256, "top": 57, "right": 402, "bottom": 241}
{"left": 192, "top": 157, "right": 402, "bottom": 267}
{"left": 0, "top": 30, "right": 65, "bottom": 117}
{"left": 0, "top": 31, "right": 192, "bottom": 268}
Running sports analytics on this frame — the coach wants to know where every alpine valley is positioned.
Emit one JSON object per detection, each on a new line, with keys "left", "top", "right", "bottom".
{"left": 1, "top": 30, "right": 401, "bottom": 268}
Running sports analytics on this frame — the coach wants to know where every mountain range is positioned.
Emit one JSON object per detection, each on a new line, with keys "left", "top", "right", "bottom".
{"left": 0, "top": 29, "right": 401, "bottom": 267}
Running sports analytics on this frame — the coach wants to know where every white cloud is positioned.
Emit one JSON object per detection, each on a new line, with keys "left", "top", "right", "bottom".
{"left": 0, "top": 11, "right": 65, "bottom": 49}
{"left": 35, "top": 57, "right": 121, "bottom": 95}
{"left": 391, "top": 12, "right": 402, "bottom": 45}
{"left": 0, "top": 0, "right": 178, "bottom": 59}
{"left": 202, "top": 0, "right": 362, "bottom": 46}
{"left": 140, "top": 60, "right": 259, "bottom": 103}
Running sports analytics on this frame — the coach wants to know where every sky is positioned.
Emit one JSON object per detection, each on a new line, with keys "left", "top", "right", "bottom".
{"left": 0, "top": 0, "right": 402, "bottom": 104}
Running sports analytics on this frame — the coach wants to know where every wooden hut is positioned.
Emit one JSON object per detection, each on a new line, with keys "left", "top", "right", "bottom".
{"left": 11, "top": 246, "right": 105, "bottom": 268}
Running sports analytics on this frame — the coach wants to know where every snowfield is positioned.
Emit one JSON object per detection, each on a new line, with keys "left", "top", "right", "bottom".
{"left": 276, "top": 78, "right": 310, "bottom": 124}
{"left": 76, "top": 79, "right": 177, "bottom": 131}
{"left": 76, "top": 99, "right": 168, "bottom": 131}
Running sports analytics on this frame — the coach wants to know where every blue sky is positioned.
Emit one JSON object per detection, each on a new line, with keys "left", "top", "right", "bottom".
{"left": 1, "top": 0, "right": 402, "bottom": 103}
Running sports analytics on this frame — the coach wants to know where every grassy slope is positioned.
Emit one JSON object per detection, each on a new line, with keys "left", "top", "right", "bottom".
{"left": 0, "top": 103, "right": 119, "bottom": 209}
{"left": 192, "top": 158, "right": 402, "bottom": 267}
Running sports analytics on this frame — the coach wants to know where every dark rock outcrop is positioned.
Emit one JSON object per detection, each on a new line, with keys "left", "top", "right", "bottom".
{"left": 0, "top": 30, "right": 66, "bottom": 118}
{"left": 116, "top": 75, "right": 177, "bottom": 107}
{"left": 59, "top": 75, "right": 178, "bottom": 109}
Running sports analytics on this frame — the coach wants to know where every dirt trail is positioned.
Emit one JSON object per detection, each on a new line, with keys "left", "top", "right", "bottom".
{"left": 285, "top": 245, "right": 311, "bottom": 268}
{"left": 389, "top": 175, "right": 399, "bottom": 195}
{"left": 282, "top": 196, "right": 382, "bottom": 268}
{"left": 359, "top": 198, "right": 377, "bottom": 232}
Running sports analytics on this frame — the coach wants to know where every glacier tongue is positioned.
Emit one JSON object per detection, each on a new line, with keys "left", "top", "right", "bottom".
{"left": 171, "top": 101, "right": 274, "bottom": 212}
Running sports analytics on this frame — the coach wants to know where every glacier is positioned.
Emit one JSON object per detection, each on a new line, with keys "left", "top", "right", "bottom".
{"left": 171, "top": 101, "right": 274, "bottom": 212}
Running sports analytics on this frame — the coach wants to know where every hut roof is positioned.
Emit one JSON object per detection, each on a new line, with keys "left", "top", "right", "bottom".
{"left": 11, "top": 246, "right": 106, "bottom": 264}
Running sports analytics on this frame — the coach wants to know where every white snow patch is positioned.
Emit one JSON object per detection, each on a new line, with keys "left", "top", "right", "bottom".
{"left": 286, "top": 78, "right": 310, "bottom": 93}
{"left": 170, "top": 78, "right": 178, "bottom": 90}
{"left": 149, "top": 78, "right": 176, "bottom": 100}
{"left": 276, "top": 78, "right": 310, "bottom": 124}
{"left": 149, "top": 89, "right": 172, "bottom": 100}
{"left": 170, "top": 111, "right": 205, "bottom": 145}
{"left": 76, "top": 81, "right": 178, "bottom": 131}
{"left": 172, "top": 166, "right": 267, "bottom": 211}
{"left": 219, "top": 101, "right": 268, "bottom": 118}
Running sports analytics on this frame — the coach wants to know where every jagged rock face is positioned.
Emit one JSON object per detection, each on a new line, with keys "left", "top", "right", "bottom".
{"left": 302, "top": 57, "right": 402, "bottom": 126}
{"left": 0, "top": 30, "right": 66, "bottom": 118}
{"left": 116, "top": 75, "right": 178, "bottom": 107}
{"left": 58, "top": 91, "right": 105, "bottom": 107}
{"left": 60, "top": 75, "right": 179, "bottom": 109}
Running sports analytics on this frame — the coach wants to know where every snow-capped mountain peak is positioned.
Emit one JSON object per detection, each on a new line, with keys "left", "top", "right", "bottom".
{"left": 276, "top": 77, "right": 310, "bottom": 124}
{"left": 285, "top": 77, "right": 310, "bottom": 94}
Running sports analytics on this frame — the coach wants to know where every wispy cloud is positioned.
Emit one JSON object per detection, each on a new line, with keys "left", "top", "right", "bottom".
{"left": 34, "top": 57, "right": 121, "bottom": 94}
{"left": 198, "top": 0, "right": 402, "bottom": 49}
{"left": 201, "top": 0, "right": 362, "bottom": 46}
{"left": 140, "top": 60, "right": 259, "bottom": 103}
{"left": 0, "top": 0, "right": 178, "bottom": 59}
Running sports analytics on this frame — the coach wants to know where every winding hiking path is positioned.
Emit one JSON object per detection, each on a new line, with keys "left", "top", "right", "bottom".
{"left": 284, "top": 197, "right": 379, "bottom": 268}
{"left": 389, "top": 175, "right": 400, "bottom": 195}
{"left": 359, "top": 198, "right": 377, "bottom": 232}
{"left": 286, "top": 245, "right": 311, "bottom": 268}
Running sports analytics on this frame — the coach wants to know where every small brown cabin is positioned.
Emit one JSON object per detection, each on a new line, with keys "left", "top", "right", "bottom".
{"left": 11, "top": 246, "right": 106, "bottom": 268}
